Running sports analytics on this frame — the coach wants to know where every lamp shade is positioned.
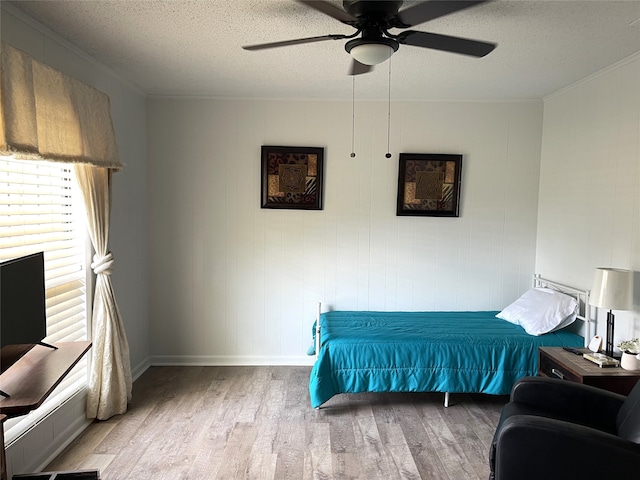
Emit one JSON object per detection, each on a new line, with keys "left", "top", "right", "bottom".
{"left": 349, "top": 44, "right": 394, "bottom": 66}
{"left": 589, "top": 268, "right": 634, "bottom": 310}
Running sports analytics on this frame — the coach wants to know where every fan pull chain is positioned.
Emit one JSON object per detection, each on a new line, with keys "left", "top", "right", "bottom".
{"left": 350, "top": 75, "right": 356, "bottom": 158}
{"left": 385, "top": 57, "right": 392, "bottom": 159}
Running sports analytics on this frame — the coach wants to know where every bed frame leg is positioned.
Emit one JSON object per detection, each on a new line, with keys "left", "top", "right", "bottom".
{"left": 444, "top": 392, "right": 450, "bottom": 407}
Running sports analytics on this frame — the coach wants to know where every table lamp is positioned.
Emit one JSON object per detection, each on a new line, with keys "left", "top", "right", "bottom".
{"left": 589, "top": 268, "right": 634, "bottom": 357}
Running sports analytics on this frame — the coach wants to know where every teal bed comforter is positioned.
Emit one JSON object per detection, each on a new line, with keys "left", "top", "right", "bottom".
{"left": 308, "top": 311, "right": 583, "bottom": 408}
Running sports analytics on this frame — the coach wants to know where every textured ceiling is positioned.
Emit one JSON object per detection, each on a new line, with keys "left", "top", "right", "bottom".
{"left": 6, "top": 0, "right": 640, "bottom": 100}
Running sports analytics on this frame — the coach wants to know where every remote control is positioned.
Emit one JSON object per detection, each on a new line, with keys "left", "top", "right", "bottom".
{"left": 563, "top": 347, "right": 582, "bottom": 355}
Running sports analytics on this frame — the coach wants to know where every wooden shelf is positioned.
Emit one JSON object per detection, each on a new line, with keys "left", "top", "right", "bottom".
{"left": 0, "top": 342, "right": 91, "bottom": 417}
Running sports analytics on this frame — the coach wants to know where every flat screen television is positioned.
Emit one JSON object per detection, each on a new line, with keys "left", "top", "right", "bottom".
{"left": 0, "top": 251, "right": 49, "bottom": 374}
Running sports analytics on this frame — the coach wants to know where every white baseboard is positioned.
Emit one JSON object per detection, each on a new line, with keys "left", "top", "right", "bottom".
{"left": 149, "top": 354, "right": 315, "bottom": 367}
{"left": 131, "top": 357, "right": 152, "bottom": 381}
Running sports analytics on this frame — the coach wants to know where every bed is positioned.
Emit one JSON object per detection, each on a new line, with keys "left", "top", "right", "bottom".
{"left": 308, "top": 275, "right": 591, "bottom": 408}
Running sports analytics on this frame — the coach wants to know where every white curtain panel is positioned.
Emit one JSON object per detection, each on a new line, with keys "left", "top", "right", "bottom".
{"left": 75, "top": 164, "right": 132, "bottom": 420}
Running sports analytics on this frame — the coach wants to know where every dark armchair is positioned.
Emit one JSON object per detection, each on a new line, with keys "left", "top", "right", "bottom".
{"left": 489, "top": 376, "right": 640, "bottom": 480}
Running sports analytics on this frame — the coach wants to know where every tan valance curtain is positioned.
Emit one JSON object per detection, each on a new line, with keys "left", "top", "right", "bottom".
{"left": 0, "top": 42, "right": 122, "bottom": 169}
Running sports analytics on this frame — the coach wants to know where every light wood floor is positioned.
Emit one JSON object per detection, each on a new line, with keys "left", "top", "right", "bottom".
{"left": 45, "top": 366, "right": 508, "bottom": 480}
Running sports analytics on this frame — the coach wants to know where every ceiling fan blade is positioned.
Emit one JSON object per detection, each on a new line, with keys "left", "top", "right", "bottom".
{"left": 348, "top": 60, "right": 373, "bottom": 76}
{"left": 397, "top": 31, "right": 496, "bottom": 57}
{"left": 296, "top": 0, "right": 358, "bottom": 25}
{"left": 391, "top": 0, "right": 489, "bottom": 28}
{"left": 243, "top": 34, "right": 348, "bottom": 51}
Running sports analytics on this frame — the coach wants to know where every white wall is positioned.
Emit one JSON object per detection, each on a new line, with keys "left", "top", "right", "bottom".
{"left": 147, "top": 98, "right": 543, "bottom": 365}
{"left": 536, "top": 53, "right": 640, "bottom": 345}
{"left": 1, "top": 4, "right": 149, "bottom": 476}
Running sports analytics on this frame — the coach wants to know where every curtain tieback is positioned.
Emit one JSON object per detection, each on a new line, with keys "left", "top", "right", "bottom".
{"left": 92, "top": 252, "right": 114, "bottom": 275}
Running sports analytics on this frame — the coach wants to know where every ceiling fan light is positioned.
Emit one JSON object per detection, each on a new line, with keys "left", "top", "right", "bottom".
{"left": 349, "top": 43, "right": 394, "bottom": 66}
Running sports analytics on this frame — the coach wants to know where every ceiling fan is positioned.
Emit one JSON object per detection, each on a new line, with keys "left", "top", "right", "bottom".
{"left": 242, "top": 0, "right": 497, "bottom": 75}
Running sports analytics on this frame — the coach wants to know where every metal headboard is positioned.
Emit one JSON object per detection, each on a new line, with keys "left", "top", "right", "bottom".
{"left": 533, "top": 274, "right": 592, "bottom": 345}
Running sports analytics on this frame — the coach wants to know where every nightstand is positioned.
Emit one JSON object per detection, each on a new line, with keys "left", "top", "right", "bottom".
{"left": 538, "top": 347, "right": 640, "bottom": 396}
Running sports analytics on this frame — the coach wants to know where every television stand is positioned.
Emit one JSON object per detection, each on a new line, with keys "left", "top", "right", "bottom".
{"left": 0, "top": 341, "right": 91, "bottom": 480}
{"left": 0, "top": 342, "right": 60, "bottom": 397}
{"left": 0, "top": 342, "right": 91, "bottom": 415}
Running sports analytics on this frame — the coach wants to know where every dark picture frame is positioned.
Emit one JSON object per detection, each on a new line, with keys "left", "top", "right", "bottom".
{"left": 261, "top": 146, "right": 324, "bottom": 210}
{"left": 396, "top": 153, "right": 463, "bottom": 217}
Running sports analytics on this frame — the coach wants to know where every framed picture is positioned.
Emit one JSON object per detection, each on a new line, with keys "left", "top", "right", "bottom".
{"left": 261, "top": 146, "right": 324, "bottom": 210}
{"left": 396, "top": 153, "right": 462, "bottom": 217}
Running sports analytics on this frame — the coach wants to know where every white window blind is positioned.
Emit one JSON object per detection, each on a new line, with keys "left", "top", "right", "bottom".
{"left": 0, "top": 157, "right": 89, "bottom": 445}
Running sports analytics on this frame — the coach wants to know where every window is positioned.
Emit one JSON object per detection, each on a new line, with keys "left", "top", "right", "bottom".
{"left": 0, "top": 157, "right": 90, "bottom": 445}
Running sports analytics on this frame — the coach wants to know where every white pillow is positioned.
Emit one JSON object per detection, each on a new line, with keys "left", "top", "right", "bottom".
{"left": 496, "top": 287, "right": 578, "bottom": 336}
